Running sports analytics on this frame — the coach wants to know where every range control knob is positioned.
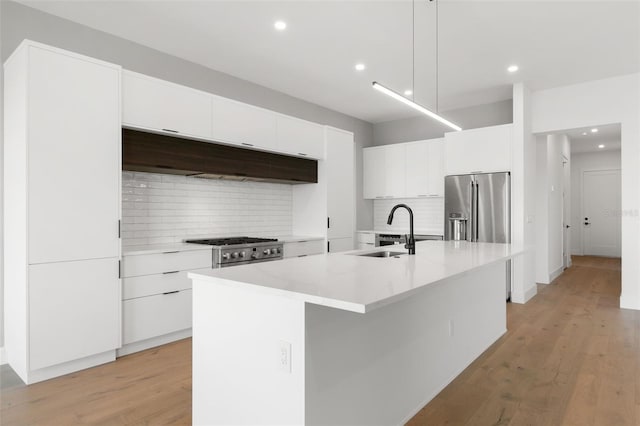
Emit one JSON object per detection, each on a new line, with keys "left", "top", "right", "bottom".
{"left": 276, "top": 248, "right": 281, "bottom": 254}
{"left": 232, "top": 252, "right": 239, "bottom": 259}
{"left": 239, "top": 252, "right": 245, "bottom": 258}
{"left": 263, "top": 249, "right": 271, "bottom": 255}
{"left": 251, "top": 253, "right": 258, "bottom": 259}
{"left": 222, "top": 253, "right": 231, "bottom": 260}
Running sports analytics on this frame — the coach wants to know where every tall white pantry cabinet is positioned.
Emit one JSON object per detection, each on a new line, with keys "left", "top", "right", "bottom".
{"left": 4, "top": 41, "right": 122, "bottom": 384}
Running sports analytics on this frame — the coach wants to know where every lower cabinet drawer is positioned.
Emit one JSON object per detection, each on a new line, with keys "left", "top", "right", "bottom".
{"left": 122, "top": 268, "right": 210, "bottom": 300}
{"left": 123, "top": 289, "right": 192, "bottom": 345}
{"left": 283, "top": 240, "right": 325, "bottom": 258}
{"left": 123, "top": 250, "right": 211, "bottom": 277}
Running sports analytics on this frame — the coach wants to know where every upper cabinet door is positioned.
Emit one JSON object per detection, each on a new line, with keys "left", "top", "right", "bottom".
{"left": 277, "top": 115, "right": 325, "bottom": 159}
{"left": 427, "top": 138, "right": 445, "bottom": 196}
{"left": 28, "top": 46, "right": 121, "bottom": 264}
{"left": 363, "top": 146, "right": 386, "bottom": 199}
{"left": 326, "top": 128, "right": 355, "bottom": 240}
{"left": 444, "top": 124, "right": 512, "bottom": 176}
{"left": 385, "top": 144, "right": 406, "bottom": 198}
{"left": 212, "top": 97, "right": 277, "bottom": 151}
{"left": 405, "top": 141, "right": 430, "bottom": 197}
{"left": 122, "top": 71, "right": 212, "bottom": 140}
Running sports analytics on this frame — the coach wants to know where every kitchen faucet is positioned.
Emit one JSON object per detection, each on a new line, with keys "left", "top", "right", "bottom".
{"left": 387, "top": 204, "right": 416, "bottom": 255}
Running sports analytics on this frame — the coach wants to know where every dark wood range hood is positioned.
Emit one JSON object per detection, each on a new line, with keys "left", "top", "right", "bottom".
{"left": 122, "top": 128, "right": 317, "bottom": 184}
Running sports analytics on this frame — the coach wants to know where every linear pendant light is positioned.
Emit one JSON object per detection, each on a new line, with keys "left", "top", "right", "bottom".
{"left": 372, "top": 82, "right": 462, "bottom": 131}
{"left": 372, "top": 0, "right": 462, "bottom": 132}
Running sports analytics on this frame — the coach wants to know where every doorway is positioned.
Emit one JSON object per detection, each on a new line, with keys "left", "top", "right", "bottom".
{"left": 581, "top": 169, "right": 621, "bottom": 257}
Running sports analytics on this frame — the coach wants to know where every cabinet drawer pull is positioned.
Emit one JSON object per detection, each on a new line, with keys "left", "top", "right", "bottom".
{"left": 162, "top": 251, "right": 179, "bottom": 254}
{"left": 298, "top": 152, "right": 308, "bottom": 156}
{"left": 241, "top": 142, "right": 254, "bottom": 147}
{"left": 297, "top": 254, "right": 308, "bottom": 257}
{"left": 163, "top": 270, "right": 180, "bottom": 275}
{"left": 162, "top": 290, "right": 180, "bottom": 295}
{"left": 162, "top": 128, "right": 179, "bottom": 133}
{"left": 417, "top": 194, "right": 428, "bottom": 197}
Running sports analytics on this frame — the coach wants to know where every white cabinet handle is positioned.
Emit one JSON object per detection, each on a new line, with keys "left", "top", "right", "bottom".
{"left": 162, "top": 128, "right": 179, "bottom": 134}
{"left": 241, "top": 142, "right": 254, "bottom": 147}
{"left": 162, "top": 290, "right": 180, "bottom": 295}
{"left": 162, "top": 270, "right": 180, "bottom": 275}
{"left": 162, "top": 251, "right": 179, "bottom": 254}
{"left": 298, "top": 153, "right": 308, "bottom": 156}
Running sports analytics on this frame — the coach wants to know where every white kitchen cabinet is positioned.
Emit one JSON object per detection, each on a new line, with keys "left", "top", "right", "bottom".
{"left": 29, "top": 259, "right": 120, "bottom": 371}
{"left": 444, "top": 124, "right": 512, "bottom": 175}
{"left": 326, "top": 127, "right": 355, "bottom": 240}
{"left": 28, "top": 48, "right": 121, "bottom": 264}
{"left": 363, "top": 146, "right": 387, "bottom": 199}
{"left": 291, "top": 127, "right": 355, "bottom": 252}
{"left": 283, "top": 240, "right": 325, "bottom": 258}
{"left": 366, "top": 141, "right": 454, "bottom": 199}
{"left": 277, "top": 115, "right": 325, "bottom": 159}
{"left": 123, "top": 290, "right": 193, "bottom": 345}
{"left": 405, "top": 138, "right": 445, "bottom": 198}
{"left": 119, "top": 249, "right": 212, "bottom": 355}
{"left": 122, "top": 70, "right": 212, "bottom": 140}
{"left": 356, "top": 232, "right": 376, "bottom": 250}
{"left": 363, "top": 144, "right": 406, "bottom": 199}
{"left": 212, "top": 96, "right": 277, "bottom": 151}
{"left": 4, "top": 41, "right": 122, "bottom": 384}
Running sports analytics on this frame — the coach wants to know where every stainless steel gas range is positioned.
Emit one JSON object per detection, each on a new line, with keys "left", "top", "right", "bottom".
{"left": 184, "top": 237, "right": 283, "bottom": 268}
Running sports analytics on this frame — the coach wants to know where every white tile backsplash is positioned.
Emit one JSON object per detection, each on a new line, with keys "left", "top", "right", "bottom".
{"left": 122, "top": 172, "right": 293, "bottom": 246}
{"left": 373, "top": 198, "right": 444, "bottom": 234}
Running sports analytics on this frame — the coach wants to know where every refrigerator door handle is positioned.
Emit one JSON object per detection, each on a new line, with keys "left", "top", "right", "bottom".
{"left": 474, "top": 181, "right": 480, "bottom": 241}
{"left": 469, "top": 180, "right": 475, "bottom": 242}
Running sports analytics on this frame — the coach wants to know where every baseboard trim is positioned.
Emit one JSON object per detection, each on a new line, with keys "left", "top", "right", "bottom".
{"left": 620, "top": 295, "right": 640, "bottom": 311}
{"left": 511, "top": 285, "right": 537, "bottom": 304}
{"left": 117, "top": 329, "right": 192, "bottom": 357}
{"left": 25, "top": 350, "right": 116, "bottom": 385}
{"left": 549, "top": 266, "right": 564, "bottom": 283}
{"left": 0, "top": 347, "right": 6, "bottom": 365}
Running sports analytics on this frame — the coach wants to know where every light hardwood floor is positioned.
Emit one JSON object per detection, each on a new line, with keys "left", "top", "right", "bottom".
{"left": 1, "top": 256, "right": 637, "bottom": 425}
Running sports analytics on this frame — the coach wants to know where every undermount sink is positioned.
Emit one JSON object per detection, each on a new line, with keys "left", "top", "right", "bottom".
{"left": 355, "top": 251, "right": 406, "bottom": 258}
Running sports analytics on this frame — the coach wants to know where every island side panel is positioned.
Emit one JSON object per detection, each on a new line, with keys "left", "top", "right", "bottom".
{"left": 304, "top": 261, "right": 507, "bottom": 426}
{"left": 192, "top": 278, "right": 306, "bottom": 426}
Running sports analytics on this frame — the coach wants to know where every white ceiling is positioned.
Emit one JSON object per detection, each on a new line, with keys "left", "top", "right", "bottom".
{"left": 564, "top": 124, "right": 622, "bottom": 154}
{"left": 19, "top": 0, "right": 640, "bottom": 124}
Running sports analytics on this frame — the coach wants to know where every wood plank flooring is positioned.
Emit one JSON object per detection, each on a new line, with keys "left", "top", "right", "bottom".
{"left": 1, "top": 255, "right": 637, "bottom": 425}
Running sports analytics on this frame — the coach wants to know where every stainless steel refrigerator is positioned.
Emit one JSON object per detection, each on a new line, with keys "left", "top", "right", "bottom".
{"left": 444, "top": 172, "right": 512, "bottom": 298}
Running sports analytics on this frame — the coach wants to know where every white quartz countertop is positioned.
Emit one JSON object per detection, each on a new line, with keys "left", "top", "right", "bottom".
{"left": 269, "top": 235, "right": 324, "bottom": 243}
{"left": 357, "top": 229, "right": 444, "bottom": 236}
{"left": 189, "top": 241, "right": 521, "bottom": 314}
{"left": 123, "top": 242, "right": 213, "bottom": 256}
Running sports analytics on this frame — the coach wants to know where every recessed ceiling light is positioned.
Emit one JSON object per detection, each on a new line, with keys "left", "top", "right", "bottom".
{"left": 582, "top": 132, "right": 587, "bottom": 136}
{"left": 591, "top": 128, "right": 598, "bottom": 133}
{"left": 404, "top": 90, "right": 413, "bottom": 96}
{"left": 274, "top": 20, "right": 287, "bottom": 31}
{"left": 598, "top": 144, "right": 605, "bottom": 149}
{"left": 355, "top": 63, "right": 366, "bottom": 71}
{"left": 507, "top": 65, "right": 519, "bottom": 73}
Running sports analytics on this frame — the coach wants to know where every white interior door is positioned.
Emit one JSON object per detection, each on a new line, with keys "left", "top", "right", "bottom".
{"left": 562, "top": 157, "right": 570, "bottom": 268}
{"left": 582, "top": 169, "right": 621, "bottom": 257}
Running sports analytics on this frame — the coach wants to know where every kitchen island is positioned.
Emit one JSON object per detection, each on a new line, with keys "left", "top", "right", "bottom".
{"left": 189, "top": 241, "right": 520, "bottom": 425}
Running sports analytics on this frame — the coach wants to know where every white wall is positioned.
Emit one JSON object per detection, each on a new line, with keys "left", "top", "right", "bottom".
{"left": 511, "top": 83, "right": 537, "bottom": 303}
{"left": 536, "top": 134, "right": 570, "bottom": 284}
{"left": 570, "top": 150, "right": 622, "bottom": 255}
{"left": 121, "top": 172, "right": 293, "bottom": 246}
{"left": 373, "top": 99, "right": 513, "bottom": 146}
{"left": 531, "top": 73, "right": 640, "bottom": 310}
